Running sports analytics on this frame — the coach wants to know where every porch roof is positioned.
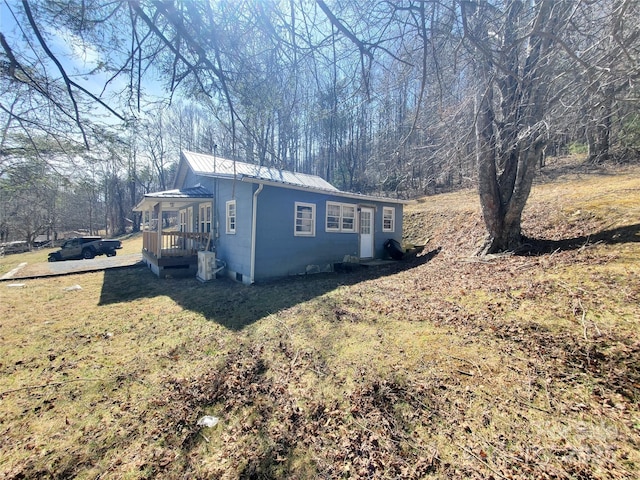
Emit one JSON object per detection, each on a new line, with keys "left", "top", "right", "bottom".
{"left": 133, "top": 185, "right": 213, "bottom": 211}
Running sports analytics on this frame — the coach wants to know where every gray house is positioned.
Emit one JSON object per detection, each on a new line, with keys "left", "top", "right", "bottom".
{"left": 134, "top": 150, "right": 405, "bottom": 283}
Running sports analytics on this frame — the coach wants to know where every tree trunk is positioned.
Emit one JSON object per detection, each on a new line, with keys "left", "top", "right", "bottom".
{"left": 469, "top": 0, "right": 558, "bottom": 255}
{"left": 478, "top": 148, "right": 541, "bottom": 254}
{"left": 587, "top": 96, "right": 613, "bottom": 164}
{"left": 476, "top": 86, "right": 540, "bottom": 254}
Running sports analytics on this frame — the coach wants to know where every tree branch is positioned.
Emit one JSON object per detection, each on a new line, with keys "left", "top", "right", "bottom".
{"left": 22, "top": 0, "right": 89, "bottom": 148}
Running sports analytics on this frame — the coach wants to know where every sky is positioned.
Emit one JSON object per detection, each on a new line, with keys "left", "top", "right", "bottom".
{"left": 1, "top": 0, "right": 168, "bottom": 125}
{"left": 1, "top": 1, "right": 114, "bottom": 97}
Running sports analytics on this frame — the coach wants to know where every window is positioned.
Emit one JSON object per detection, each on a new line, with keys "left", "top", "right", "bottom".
{"left": 342, "top": 205, "right": 356, "bottom": 231}
{"left": 179, "top": 210, "right": 187, "bottom": 232}
{"left": 326, "top": 203, "right": 341, "bottom": 231}
{"left": 226, "top": 200, "right": 236, "bottom": 234}
{"left": 383, "top": 207, "right": 395, "bottom": 232}
{"left": 200, "top": 203, "right": 212, "bottom": 233}
{"left": 326, "top": 202, "right": 356, "bottom": 233}
{"left": 295, "top": 202, "right": 315, "bottom": 236}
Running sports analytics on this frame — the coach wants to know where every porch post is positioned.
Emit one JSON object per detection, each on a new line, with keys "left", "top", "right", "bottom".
{"left": 146, "top": 206, "right": 152, "bottom": 254}
{"left": 157, "top": 202, "right": 163, "bottom": 259}
{"left": 147, "top": 206, "right": 152, "bottom": 253}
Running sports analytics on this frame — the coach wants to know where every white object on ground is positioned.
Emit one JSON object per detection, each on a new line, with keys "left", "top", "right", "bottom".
{"left": 196, "top": 416, "right": 219, "bottom": 428}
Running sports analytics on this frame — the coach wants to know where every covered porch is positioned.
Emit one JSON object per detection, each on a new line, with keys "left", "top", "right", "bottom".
{"left": 134, "top": 186, "right": 215, "bottom": 277}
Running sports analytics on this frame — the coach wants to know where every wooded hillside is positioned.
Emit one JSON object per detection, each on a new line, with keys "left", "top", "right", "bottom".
{"left": 2, "top": 1, "right": 639, "bottom": 247}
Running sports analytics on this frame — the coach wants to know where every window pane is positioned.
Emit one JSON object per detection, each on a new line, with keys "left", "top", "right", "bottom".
{"left": 342, "top": 205, "right": 355, "bottom": 231}
{"left": 327, "top": 203, "right": 340, "bottom": 230}
{"left": 360, "top": 210, "right": 371, "bottom": 234}
{"left": 383, "top": 208, "right": 394, "bottom": 231}
{"left": 295, "top": 204, "right": 314, "bottom": 235}
{"left": 227, "top": 201, "right": 236, "bottom": 233}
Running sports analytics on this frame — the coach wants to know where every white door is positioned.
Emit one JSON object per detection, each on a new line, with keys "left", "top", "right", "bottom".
{"left": 359, "top": 207, "right": 374, "bottom": 258}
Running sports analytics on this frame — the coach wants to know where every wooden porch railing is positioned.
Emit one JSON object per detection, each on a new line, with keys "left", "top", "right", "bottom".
{"left": 142, "top": 231, "right": 212, "bottom": 258}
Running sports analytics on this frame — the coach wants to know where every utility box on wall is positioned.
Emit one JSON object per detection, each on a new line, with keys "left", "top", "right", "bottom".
{"left": 196, "top": 251, "right": 216, "bottom": 282}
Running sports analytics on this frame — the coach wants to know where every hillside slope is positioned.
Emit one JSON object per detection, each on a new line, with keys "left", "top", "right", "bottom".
{"left": 1, "top": 158, "right": 639, "bottom": 479}
{"left": 403, "top": 158, "right": 640, "bottom": 254}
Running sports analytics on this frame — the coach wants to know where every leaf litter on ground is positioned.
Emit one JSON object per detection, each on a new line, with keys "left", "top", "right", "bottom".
{"left": 0, "top": 157, "right": 639, "bottom": 479}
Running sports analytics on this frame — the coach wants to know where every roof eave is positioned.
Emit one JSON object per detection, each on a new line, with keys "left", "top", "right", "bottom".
{"left": 239, "top": 177, "right": 408, "bottom": 204}
{"left": 133, "top": 195, "right": 214, "bottom": 212}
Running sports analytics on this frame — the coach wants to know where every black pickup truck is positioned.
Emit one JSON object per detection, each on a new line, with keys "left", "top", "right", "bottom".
{"left": 48, "top": 236, "right": 122, "bottom": 262}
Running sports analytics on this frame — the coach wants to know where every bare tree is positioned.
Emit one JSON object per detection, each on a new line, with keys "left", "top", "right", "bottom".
{"left": 566, "top": 1, "right": 640, "bottom": 163}
{"left": 459, "top": 1, "right": 574, "bottom": 252}
{"left": 0, "top": 157, "right": 62, "bottom": 245}
{"left": 3, "top": 0, "right": 640, "bottom": 254}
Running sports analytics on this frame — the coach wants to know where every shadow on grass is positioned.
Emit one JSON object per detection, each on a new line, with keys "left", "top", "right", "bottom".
{"left": 98, "top": 247, "right": 442, "bottom": 331}
{"left": 520, "top": 223, "right": 640, "bottom": 255}
{"left": 534, "top": 158, "right": 610, "bottom": 184}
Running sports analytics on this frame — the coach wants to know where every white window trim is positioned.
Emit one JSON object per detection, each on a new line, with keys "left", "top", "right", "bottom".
{"left": 226, "top": 200, "right": 236, "bottom": 234}
{"left": 325, "top": 201, "right": 357, "bottom": 233}
{"left": 383, "top": 207, "right": 395, "bottom": 232}
{"left": 294, "top": 202, "right": 316, "bottom": 237}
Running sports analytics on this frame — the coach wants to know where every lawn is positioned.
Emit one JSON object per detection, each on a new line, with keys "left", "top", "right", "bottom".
{"left": 1, "top": 158, "right": 639, "bottom": 479}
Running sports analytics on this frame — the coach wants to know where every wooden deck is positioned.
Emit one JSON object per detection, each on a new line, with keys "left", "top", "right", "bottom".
{"left": 141, "top": 231, "right": 212, "bottom": 277}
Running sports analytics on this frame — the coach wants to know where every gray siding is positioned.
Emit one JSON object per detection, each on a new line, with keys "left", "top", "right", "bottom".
{"left": 374, "top": 204, "right": 403, "bottom": 257}
{"left": 184, "top": 176, "right": 253, "bottom": 280}
{"left": 253, "top": 186, "right": 357, "bottom": 279}
{"left": 182, "top": 168, "right": 200, "bottom": 188}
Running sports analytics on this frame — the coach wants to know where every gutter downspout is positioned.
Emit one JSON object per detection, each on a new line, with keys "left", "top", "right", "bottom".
{"left": 250, "top": 183, "right": 264, "bottom": 284}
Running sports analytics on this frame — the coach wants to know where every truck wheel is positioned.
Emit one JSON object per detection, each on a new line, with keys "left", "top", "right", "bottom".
{"left": 82, "top": 248, "right": 95, "bottom": 259}
{"left": 106, "top": 250, "right": 117, "bottom": 257}
{"left": 48, "top": 254, "right": 59, "bottom": 262}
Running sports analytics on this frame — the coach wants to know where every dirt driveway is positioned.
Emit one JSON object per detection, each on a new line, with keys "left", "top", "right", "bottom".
{"left": 0, "top": 253, "right": 143, "bottom": 280}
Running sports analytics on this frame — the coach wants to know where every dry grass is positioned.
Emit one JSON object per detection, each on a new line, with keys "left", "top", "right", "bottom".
{"left": 1, "top": 157, "right": 639, "bottom": 479}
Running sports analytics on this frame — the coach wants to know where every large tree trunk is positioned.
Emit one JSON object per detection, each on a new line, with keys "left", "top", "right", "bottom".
{"left": 477, "top": 144, "right": 542, "bottom": 254}
{"left": 468, "top": 0, "right": 559, "bottom": 255}
{"left": 475, "top": 81, "right": 541, "bottom": 254}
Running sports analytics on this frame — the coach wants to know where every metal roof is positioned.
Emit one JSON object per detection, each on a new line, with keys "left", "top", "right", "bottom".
{"left": 144, "top": 185, "right": 213, "bottom": 199}
{"left": 135, "top": 152, "right": 407, "bottom": 211}
{"left": 182, "top": 151, "right": 339, "bottom": 192}
{"left": 133, "top": 185, "right": 213, "bottom": 211}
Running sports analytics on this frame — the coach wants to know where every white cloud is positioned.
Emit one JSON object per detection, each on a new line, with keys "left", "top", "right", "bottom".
{"left": 53, "top": 27, "right": 102, "bottom": 71}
